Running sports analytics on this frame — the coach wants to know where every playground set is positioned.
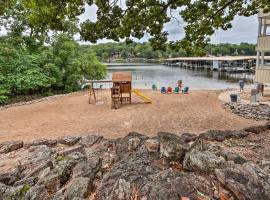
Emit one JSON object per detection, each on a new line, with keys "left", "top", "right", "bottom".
{"left": 86, "top": 72, "right": 189, "bottom": 109}
{"left": 86, "top": 72, "right": 151, "bottom": 109}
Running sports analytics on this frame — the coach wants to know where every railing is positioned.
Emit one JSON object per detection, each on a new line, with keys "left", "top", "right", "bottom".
{"left": 256, "top": 36, "right": 270, "bottom": 51}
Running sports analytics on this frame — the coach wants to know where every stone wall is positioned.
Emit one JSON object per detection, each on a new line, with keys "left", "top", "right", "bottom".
{"left": 1, "top": 123, "right": 270, "bottom": 199}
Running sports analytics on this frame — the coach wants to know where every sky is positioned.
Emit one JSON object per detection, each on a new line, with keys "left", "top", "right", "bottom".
{"left": 80, "top": 5, "right": 258, "bottom": 44}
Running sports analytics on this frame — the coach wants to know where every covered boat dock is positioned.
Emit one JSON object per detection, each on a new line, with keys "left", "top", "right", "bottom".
{"left": 164, "top": 56, "right": 270, "bottom": 73}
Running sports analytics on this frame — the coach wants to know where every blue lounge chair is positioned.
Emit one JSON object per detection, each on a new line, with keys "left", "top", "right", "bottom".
{"left": 182, "top": 87, "right": 189, "bottom": 94}
{"left": 161, "top": 87, "right": 166, "bottom": 94}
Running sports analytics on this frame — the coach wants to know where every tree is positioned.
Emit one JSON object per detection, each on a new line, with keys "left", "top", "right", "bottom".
{"left": 2, "top": 1, "right": 268, "bottom": 51}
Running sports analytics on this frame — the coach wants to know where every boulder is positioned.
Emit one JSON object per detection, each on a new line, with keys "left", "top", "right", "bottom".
{"left": 0, "top": 140, "right": 23, "bottom": 154}
{"left": 158, "top": 132, "right": 187, "bottom": 161}
{"left": 79, "top": 135, "right": 103, "bottom": 147}
{"left": 199, "top": 130, "right": 249, "bottom": 142}
{"left": 72, "top": 159, "right": 101, "bottom": 179}
{"left": 179, "top": 133, "right": 198, "bottom": 143}
{"left": 25, "top": 145, "right": 55, "bottom": 165}
{"left": 64, "top": 177, "right": 92, "bottom": 199}
{"left": 25, "top": 185, "right": 50, "bottom": 200}
{"left": 183, "top": 149, "right": 226, "bottom": 173}
{"left": 216, "top": 151, "right": 247, "bottom": 164}
{"left": 25, "top": 139, "right": 57, "bottom": 148}
{"left": 128, "top": 138, "right": 141, "bottom": 150}
{"left": 215, "top": 163, "right": 270, "bottom": 200}
{"left": 244, "top": 124, "right": 270, "bottom": 134}
{"left": 57, "top": 146, "right": 84, "bottom": 156}
{"left": 144, "top": 138, "right": 160, "bottom": 153}
{"left": 58, "top": 136, "right": 81, "bottom": 146}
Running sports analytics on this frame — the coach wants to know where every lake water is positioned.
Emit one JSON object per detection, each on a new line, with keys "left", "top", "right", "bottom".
{"left": 106, "top": 64, "right": 254, "bottom": 90}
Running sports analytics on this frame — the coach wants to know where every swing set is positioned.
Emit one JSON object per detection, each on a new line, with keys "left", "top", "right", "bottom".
{"left": 85, "top": 79, "right": 112, "bottom": 104}
{"left": 84, "top": 72, "right": 151, "bottom": 109}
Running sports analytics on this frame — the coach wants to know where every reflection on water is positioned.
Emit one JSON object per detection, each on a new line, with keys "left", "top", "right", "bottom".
{"left": 106, "top": 64, "right": 254, "bottom": 90}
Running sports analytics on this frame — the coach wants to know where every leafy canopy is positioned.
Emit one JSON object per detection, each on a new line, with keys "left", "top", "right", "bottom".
{"left": 1, "top": 0, "right": 268, "bottom": 50}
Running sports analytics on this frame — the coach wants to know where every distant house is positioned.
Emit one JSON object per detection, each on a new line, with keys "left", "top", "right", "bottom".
{"left": 255, "top": 10, "right": 270, "bottom": 84}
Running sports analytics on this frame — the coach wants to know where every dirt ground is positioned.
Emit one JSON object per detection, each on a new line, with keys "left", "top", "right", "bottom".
{"left": 0, "top": 90, "right": 265, "bottom": 142}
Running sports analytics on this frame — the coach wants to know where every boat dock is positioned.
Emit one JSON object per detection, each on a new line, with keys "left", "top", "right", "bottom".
{"left": 163, "top": 56, "right": 270, "bottom": 73}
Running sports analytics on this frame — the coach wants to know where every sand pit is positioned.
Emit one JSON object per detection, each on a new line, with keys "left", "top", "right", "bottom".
{"left": 0, "top": 90, "right": 264, "bottom": 142}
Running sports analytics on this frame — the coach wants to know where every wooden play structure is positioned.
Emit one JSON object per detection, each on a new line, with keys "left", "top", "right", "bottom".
{"left": 112, "top": 72, "right": 132, "bottom": 105}
{"left": 86, "top": 72, "right": 151, "bottom": 109}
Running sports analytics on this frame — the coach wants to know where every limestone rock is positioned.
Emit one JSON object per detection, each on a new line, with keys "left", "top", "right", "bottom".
{"left": 183, "top": 149, "right": 226, "bottom": 173}
{"left": 58, "top": 136, "right": 81, "bottom": 146}
{"left": 144, "top": 138, "right": 160, "bottom": 153}
{"left": 25, "top": 185, "right": 50, "bottom": 200}
{"left": 128, "top": 138, "right": 141, "bottom": 150}
{"left": 0, "top": 140, "right": 23, "bottom": 154}
{"left": 79, "top": 135, "right": 103, "bottom": 147}
{"left": 25, "top": 139, "right": 57, "bottom": 148}
{"left": 215, "top": 163, "right": 270, "bottom": 200}
{"left": 64, "top": 177, "right": 92, "bottom": 199}
{"left": 199, "top": 130, "right": 249, "bottom": 142}
{"left": 158, "top": 132, "right": 187, "bottom": 161}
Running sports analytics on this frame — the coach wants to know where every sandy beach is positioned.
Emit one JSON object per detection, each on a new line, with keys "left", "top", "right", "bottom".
{"left": 0, "top": 89, "right": 264, "bottom": 142}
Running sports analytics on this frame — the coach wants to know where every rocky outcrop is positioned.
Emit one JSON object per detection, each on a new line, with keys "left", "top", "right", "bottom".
{"left": 0, "top": 125, "right": 270, "bottom": 199}
{"left": 224, "top": 102, "right": 270, "bottom": 120}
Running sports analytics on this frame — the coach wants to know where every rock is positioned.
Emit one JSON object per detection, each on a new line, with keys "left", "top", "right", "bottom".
{"left": 128, "top": 138, "right": 141, "bottom": 150}
{"left": 110, "top": 178, "right": 131, "bottom": 200}
{"left": 25, "top": 138, "right": 57, "bottom": 148}
{"left": 72, "top": 159, "right": 101, "bottom": 179}
{"left": 79, "top": 135, "right": 103, "bottom": 147}
{"left": 25, "top": 160, "right": 53, "bottom": 178}
{"left": 199, "top": 130, "right": 249, "bottom": 142}
{"left": 183, "top": 149, "right": 226, "bottom": 173}
{"left": 224, "top": 103, "right": 270, "bottom": 121}
{"left": 215, "top": 163, "right": 270, "bottom": 200}
{"left": 217, "top": 151, "right": 247, "bottom": 164}
{"left": 158, "top": 132, "right": 187, "bottom": 161}
{"left": 64, "top": 177, "right": 92, "bottom": 199}
{"left": 144, "top": 138, "right": 160, "bottom": 153}
{"left": 38, "top": 169, "right": 61, "bottom": 194}
{"left": 57, "top": 146, "right": 84, "bottom": 156}
{"left": 25, "top": 185, "right": 50, "bottom": 200}
{"left": 55, "top": 152, "right": 87, "bottom": 185}
{"left": 180, "top": 133, "right": 198, "bottom": 143}
{"left": 58, "top": 136, "right": 81, "bottom": 146}
{"left": 0, "top": 183, "right": 27, "bottom": 200}
{"left": 0, "top": 140, "right": 23, "bottom": 154}
{"left": 244, "top": 124, "right": 270, "bottom": 134}
{"left": 14, "top": 177, "right": 38, "bottom": 187}
{"left": 0, "top": 168, "right": 22, "bottom": 185}
{"left": 25, "top": 145, "right": 55, "bottom": 165}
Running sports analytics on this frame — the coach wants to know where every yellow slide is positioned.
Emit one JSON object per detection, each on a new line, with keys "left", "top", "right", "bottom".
{"left": 132, "top": 89, "right": 152, "bottom": 103}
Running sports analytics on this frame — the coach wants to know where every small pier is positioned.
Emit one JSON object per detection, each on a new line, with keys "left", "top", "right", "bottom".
{"left": 164, "top": 56, "right": 270, "bottom": 73}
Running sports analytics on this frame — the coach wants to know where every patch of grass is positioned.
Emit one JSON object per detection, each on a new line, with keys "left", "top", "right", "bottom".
{"left": 18, "top": 184, "right": 31, "bottom": 198}
{"left": 56, "top": 155, "right": 73, "bottom": 162}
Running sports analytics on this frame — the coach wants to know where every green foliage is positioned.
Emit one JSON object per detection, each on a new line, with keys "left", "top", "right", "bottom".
{"left": 2, "top": 0, "right": 267, "bottom": 50}
{"left": 0, "top": 34, "right": 107, "bottom": 105}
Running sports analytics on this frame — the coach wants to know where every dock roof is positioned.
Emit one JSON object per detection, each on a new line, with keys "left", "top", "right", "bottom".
{"left": 164, "top": 56, "right": 270, "bottom": 62}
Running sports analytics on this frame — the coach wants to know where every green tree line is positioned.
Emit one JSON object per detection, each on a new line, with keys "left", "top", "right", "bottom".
{"left": 87, "top": 42, "right": 256, "bottom": 62}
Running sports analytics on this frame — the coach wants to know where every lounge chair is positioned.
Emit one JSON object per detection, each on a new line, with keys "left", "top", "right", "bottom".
{"left": 167, "top": 87, "right": 173, "bottom": 94}
{"left": 174, "top": 87, "right": 179, "bottom": 94}
{"left": 182, "top": 87, "right": 189, "bottom": 94}
{"left": 161, "top": 87, "right": 166, "bottom": 94}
